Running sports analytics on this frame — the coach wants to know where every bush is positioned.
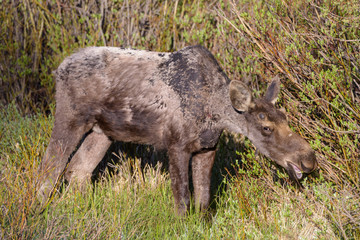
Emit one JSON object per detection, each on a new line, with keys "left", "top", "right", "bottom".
{"left": 0, "top": 0, "right": 359, "bottom": 238}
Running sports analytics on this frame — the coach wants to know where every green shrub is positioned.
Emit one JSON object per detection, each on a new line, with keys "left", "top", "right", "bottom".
{"left": 1, "top": 0, "right": 359, "bottom": 239}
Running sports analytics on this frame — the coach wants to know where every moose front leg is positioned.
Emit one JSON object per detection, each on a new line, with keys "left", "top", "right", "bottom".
{"left": 191, "top": 149, "right": 216, "bottom": 211}
{"left": 168, "top": 146, "right": 191, "bottom": 216}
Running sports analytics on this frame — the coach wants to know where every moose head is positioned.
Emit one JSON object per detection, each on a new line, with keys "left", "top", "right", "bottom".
{"left": 229, "top": 79, "right": 317, "bottom": 185}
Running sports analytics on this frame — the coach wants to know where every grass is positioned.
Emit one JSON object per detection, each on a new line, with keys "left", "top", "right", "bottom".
{"left": 0, "top": 105, "right": 359, "bottom": 238}
{"left": 1, "top": 0, "right": 360, "bottom": 239}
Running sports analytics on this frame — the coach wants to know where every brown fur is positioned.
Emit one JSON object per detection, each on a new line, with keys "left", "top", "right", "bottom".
{"left": 39, "top": 45, "right": 317, "bottom": 215}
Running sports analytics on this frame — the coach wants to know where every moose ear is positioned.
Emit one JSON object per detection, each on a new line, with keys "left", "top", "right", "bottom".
{"left": 229, "top": 80, "right": 253, "bottom": 112}
{"left": 264, "top": 79, "right": 280, "bottom": 105}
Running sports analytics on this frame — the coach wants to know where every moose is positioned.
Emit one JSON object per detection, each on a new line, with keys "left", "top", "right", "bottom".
{"left": 39, "top": 45, "right": 317, "bottom": 215}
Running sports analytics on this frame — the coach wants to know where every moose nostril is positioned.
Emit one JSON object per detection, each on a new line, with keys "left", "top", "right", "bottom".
{"left": 301, "top": 151, "right": 317, "bottom": 172}
{"left": 301, "top": 162, "right": 312, "bottom": 173}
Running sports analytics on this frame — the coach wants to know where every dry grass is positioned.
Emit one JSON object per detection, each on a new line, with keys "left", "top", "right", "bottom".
{"left": 0, "top": 0, "right": 359, "bottom": 239}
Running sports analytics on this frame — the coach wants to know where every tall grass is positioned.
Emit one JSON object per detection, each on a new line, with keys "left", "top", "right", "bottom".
{"left": 0, "top": 0, "right": 359, "bottom": 239}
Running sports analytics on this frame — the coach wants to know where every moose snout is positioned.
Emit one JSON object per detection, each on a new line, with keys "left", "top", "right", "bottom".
{"left": 300, "top": 150, "right": 317, "bottom": 173}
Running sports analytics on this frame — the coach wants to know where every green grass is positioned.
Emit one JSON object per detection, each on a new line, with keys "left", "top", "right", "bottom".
{"left": 1, "top": 0, "right": 360, "bottom": 239}
{"left": 1, "top": 104, "right": 358, "bottom": 239}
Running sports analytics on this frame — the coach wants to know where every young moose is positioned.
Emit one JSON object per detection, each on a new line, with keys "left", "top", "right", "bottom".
{"left": 39, "top": 45, "right": 317, "bottom": 215}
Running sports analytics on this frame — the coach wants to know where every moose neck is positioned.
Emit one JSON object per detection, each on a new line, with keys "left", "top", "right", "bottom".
{"left": 223, "top": 103, "right": 249, "bottom": 136}
{"left": 210, "top": 85, "right": 249, "bottom": 136}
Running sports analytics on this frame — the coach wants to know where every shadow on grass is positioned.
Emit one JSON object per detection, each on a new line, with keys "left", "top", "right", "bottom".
{"left": 90, "top": 132, "right": 245, "bottom": 215}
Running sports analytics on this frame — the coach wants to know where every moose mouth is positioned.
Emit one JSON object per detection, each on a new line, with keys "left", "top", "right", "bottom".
{"left": 288, "top": 163, "right": 303, "bottom": 179}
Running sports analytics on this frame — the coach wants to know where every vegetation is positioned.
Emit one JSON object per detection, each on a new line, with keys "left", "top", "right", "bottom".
{"left": 1, "top": 0, "right": 359, "bottom": 239}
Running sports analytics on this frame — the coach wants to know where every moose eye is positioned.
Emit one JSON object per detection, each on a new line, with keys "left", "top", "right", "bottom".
{"left": 263, "top": 126, "right": 272, "bottom": 133}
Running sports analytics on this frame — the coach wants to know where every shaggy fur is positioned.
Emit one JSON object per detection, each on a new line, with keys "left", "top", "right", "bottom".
{"left": 39, "top": 45, "right": 317, "bottom": 215}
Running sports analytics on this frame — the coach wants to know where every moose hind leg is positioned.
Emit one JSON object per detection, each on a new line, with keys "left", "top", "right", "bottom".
{"left": 192, "top": 150, "right": 216, "bottom": 211}
{"left": 65, "top": 130, "right": 112, "bottom": 185}
{"left": 38, "top": 119, "right": 91, "bottom": 203}
{"left": 168, "top": 146, "right": 191, "bottom": 216}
